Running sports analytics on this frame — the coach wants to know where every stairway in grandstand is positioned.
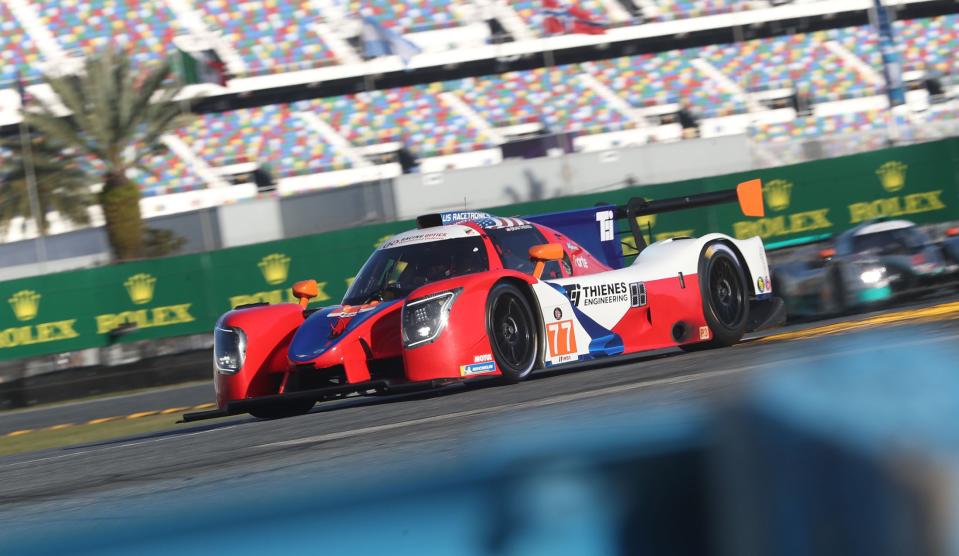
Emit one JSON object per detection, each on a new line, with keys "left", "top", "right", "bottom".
{"left": 0, "top": 0, "right": 957, "bottom": 208}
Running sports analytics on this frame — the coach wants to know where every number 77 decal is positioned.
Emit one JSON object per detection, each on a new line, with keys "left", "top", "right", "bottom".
{"left": 546, "top": 320, "right": 578, "bottom": 356}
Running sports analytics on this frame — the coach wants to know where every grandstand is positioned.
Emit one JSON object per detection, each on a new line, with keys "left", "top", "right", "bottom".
{"left": 1, "top": 0, "right": 958, "bottom": 222}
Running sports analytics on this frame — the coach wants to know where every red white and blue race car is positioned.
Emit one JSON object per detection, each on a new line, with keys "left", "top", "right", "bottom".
{"left": 187, "top": 180, "right": 784, "bottom": 420}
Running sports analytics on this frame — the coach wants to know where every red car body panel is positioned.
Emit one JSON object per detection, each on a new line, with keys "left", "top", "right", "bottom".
{"left": 214, "top": 304, "right": 303, "bottom": 407}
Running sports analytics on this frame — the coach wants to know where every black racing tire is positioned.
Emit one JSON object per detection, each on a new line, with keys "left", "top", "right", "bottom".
{"left": 684, "top": 243, "right": 750, "bottom": 351}
{"left": 486, "top": 282, "right": 539, "bottom": 383}
{"left": 248, "top": 399, "right": 315, "bottom": 419}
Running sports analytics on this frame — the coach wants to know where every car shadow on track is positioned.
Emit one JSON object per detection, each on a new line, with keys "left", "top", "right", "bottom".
{"left": 91, "top": 347, "right": 690, "bottom": 444}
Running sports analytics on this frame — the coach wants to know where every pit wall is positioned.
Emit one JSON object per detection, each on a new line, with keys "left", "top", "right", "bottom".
{"left": 1, "top": 138, "right": 957, "bottom": 362}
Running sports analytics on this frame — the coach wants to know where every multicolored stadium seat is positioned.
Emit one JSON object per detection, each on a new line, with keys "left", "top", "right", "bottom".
{"left": 700, "top": 31, "right": 880, "bottom": 102}
{"left": 1, "top": 6, "right": 957, "bottom": 194}
{"left": 454, "top": 66, "right": 634, "bottom": 134}
{"left": 302, "top": 85, "right": 499, "bottom": 158}
{"left": 836, "top": 15, "right": 959, "bottom": 77}
{"left": 451, "top": 74, "right": 542, "bottom": 127}
{"left": 749, "top": 109, "right": 887, "bottom": 142}
{"left": 196, "top": 0, "right": 337, "bottom": 75}
{"left": 131, "top": 152, "right": 207, "bottom": 197}
{"left": 588, "top": 51, "right": 745, "bottom": 118}
{"left": 348, "top": 0, "right": 465, "bottom": 33}
{"left": 650, "top": 0, "right": 753, "bottom": 21}
{"left": 178, "top": 105, "right": 354, "bottom": 178}
{"left": 0, "top": 2, "right": 43, "bottom": 84}
{"left": 33, "top": 0, "right": 182, "bottom": 70}
{"left": 894, "top": 14, "right": 959, "bottom": 76}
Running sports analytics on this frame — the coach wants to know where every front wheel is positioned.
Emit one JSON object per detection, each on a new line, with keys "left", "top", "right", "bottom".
{"left": 684, "top": 243, "right": 750, "bottom": 350}
{"left": 487, "top": 283, "right": 539, "bottom": 383}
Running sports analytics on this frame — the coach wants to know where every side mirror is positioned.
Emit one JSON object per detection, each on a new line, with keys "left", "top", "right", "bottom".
{"left": 292, "top": 279, "right": 319, "bottom": 308}
{"left": 529, "top": 243, "right": 565, "bottom": 279}
{"left": 736, "top": 178, "right": 765, "bottom": 218}
{"left": 818, "top": 248, "right": 837, "bottom": 260}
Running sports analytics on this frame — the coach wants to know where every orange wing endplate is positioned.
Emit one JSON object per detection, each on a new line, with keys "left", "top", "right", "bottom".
{"left": 736, "top": 179, "right": 764, "bottom": 218}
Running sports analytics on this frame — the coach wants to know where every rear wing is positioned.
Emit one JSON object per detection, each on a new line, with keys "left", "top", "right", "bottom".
{"left": 524, "top": 179, "right": 764, "bottom": 269}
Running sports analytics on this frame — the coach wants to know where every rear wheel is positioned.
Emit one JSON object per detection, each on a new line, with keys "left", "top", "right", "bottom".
{"left": 684, "top": 243, "right": 750, "bottom": 350}
{"left": 487, "top": 283, "right": 538, "bottom": 383}
{"left": 248, "top": 399, "right": 315, "bottom": 419}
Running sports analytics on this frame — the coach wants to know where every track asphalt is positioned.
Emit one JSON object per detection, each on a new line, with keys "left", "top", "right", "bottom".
{"left": 0, "top": 297, "right": 957, "bottom": 538}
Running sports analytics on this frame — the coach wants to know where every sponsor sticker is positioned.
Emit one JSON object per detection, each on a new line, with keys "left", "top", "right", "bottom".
{"left": 546, "top": 320, "right": 578, "bottom": 357}
{"left": 460, "top": 361, "right": 497, "bottom": 376}
{"left": 328, "top": 303, "right": 380, "bottom": 318}
{"left": 473, "top": 353, "right": 493, "bottom": 363}
{"left": 441, "top": 211, "right": 493, "bottom": 224}
{"left": 699, "top": 326, "right": 710, "bottom": 340}
{"left": 596, "top": 210, "right": 615, "bottom": 241}
{"left": 757, "top": 277, "right": 765, "bottom": 292}
{"left": 563, "top": 282, "right": 629, "bottom": 307}
{"left": 629, "top": 282, "right": 647, "bottom": 307}
{"left": 553, "top": 307, "right": 563, "bottom": 320}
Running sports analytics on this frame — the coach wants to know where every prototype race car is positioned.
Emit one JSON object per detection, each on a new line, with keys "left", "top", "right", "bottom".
{"left": 187, "top": 180, "right": 784, "bottom": 420}
{"left": 772, "top": 220, "right": 959, "bottom": 319}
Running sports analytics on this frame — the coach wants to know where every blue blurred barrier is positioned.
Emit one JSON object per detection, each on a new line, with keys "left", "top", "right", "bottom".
{"left": 5, "top": 328, "right": 959, "bottom": 555}
{"left": 717, "top": 331, "right": 959, "bottom": 556}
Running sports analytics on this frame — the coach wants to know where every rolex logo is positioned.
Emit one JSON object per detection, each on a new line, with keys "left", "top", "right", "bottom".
{"left": 877, "top": 161, "right": 907, "bottom": 193}
{"left": 124, "top": 273, "right": 156, "bottom": 305}
{"left": 258, "top": 253, "right": 291, "bottom": 285}
{"left": 764, "top": 179, "right": 793, "bottom": 212}
{"left": 8, "top": 290, "right": 41, "bottom": 321}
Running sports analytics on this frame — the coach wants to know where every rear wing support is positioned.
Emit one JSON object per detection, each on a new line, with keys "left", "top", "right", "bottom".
{"left": 525, "top": 179, "right": 764, "bottom": 269}
{"left": 619, "top": 179, "right": 764, "bottom": 255}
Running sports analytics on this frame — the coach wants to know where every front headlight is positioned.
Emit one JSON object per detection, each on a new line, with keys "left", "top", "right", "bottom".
{"left": 402, "top": 288, "right": 462, "bottom": 348}
{"left": 214, "top": 326, "right": 247, "bottom": 374}
{"left": 859, "top": 268, "right": 885, "bottom": 285}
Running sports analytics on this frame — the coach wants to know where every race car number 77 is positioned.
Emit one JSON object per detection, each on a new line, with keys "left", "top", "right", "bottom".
{"left": 547, "top": 320, "right": 577, "bottom": 356}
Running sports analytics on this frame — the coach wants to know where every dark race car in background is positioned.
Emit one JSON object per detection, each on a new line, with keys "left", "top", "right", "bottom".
{"left": 771, "top": 220, "right": 959, "bottom": 319}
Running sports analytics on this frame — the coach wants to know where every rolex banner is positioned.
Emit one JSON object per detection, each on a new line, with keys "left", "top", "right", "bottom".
{"left": 1, "top": 139, "right": 958, "bottom": 361}
{"left": 0, "top": 222, "right": 409, "bottom": 361}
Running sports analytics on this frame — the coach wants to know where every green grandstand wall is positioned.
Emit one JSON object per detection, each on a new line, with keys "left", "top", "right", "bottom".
{"left": 1, "top": 138, "right": 957, "bottom": 361}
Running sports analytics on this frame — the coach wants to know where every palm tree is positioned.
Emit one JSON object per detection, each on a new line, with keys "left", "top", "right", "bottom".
{"left": 20, "top": 48, "right": 193, "bottom": 260}
{"left": 0, "top": 136, "right": 94, "bottom": 235}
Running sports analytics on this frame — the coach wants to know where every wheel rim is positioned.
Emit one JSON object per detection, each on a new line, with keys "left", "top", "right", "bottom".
{"left": 709, "top": 257, "right": 745, "bottom": 328}
{"left": 491, "top": 293, "right": 533, "bottom": 370}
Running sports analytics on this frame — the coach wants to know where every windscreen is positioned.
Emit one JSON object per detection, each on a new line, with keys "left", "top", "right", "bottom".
{"left": 850, "top": 227, "right": 928, "bottom": 254}
{"left": 343, "top": 236, "right": 488, "bottom": 305}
